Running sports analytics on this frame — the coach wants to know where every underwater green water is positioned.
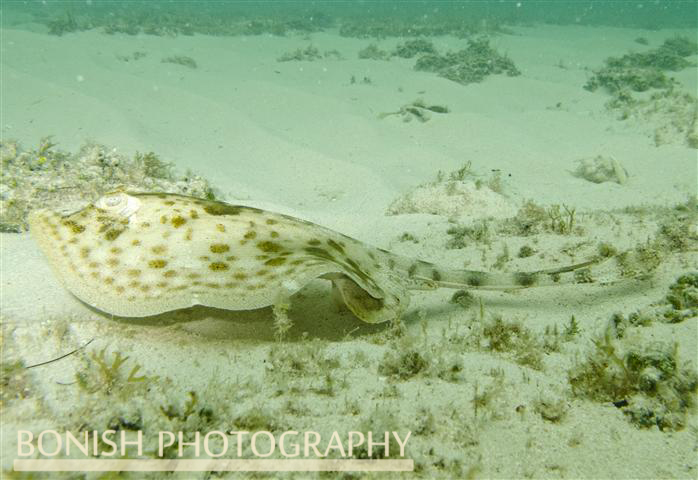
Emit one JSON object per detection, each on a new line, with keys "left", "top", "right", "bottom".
{"left": 3, "top": 0, "right": 697, "bottom": 35}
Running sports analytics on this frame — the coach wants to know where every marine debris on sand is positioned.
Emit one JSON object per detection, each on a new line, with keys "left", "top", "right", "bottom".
{"left": 572, "top": 155, "right": 629, "bottom": 185}
{"left": 378, "top": 99, "right": 450, "bottom": 123}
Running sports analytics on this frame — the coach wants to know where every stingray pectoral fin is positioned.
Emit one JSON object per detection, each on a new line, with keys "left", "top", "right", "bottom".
{"left": 328, "top": 274, "right": 408, "bottom": 324}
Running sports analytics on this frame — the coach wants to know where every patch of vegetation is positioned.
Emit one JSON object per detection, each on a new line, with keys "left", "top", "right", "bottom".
{"left": 415, "top": 38, "right": 520, "bottom": 85}
{"left": 1, "top": 360, "right": 30, "bottom": 407}
{"left": 564, "top": 315, "right": 581, "bottom": 339}
{"left": 323, "top": 49, "right": 344, "bottom": 60}
{"left": 481, "top": 170, "right": 505, "bottom": 194}
{"left": 358, "top": 43, "right": 390, "bottom": 60}
{"left": 350, "top": 74, "right": 373, "bottom": 85}
{"left": 608, "top": 204, "right": 695, "bottom": 284}
{"left": 338, "top": 17, "right": 503, "bottom": 39}
{"left": 499, "top": 199, "right": 548, "bottom": 236}
{"left": 379, "top": 347, "right": 429, "bottom": 380}
{"left": 355, "top": 406, "right": 405, "bottom": 459}
{"left": 534, "top": 396, "right": 568, "bottom": 423}
{"left": 161, "top": 55, "right": 197, "bottom": 69}
{"left": 585, "top": 64, "right": 674, "bottom": 94}
{"left": 160, "top": 391, "right": 214, "bottom": 427}
{"left": 234, "top": 406, "right": 282, "bottom": 432}
{"left": 398, "top": 232, "right": 419, "bottom": 243}
{"left": 663, "top": 273, "right": 698, "bottom": 323}
{"left": 392, "top": 38, "right": 437, "bottom": 58}
{"left": 615, "top": 243, "right": 663, "bottom": 280}
{"left": 481, "top": 316, "right": 543, "bottom": 370}
{"left": 517, "top": 245, "right": 535, "bottom": 258}
{"left": 471, "top": 369, "right": 506, "bottom": 420}
{"left": 569, "top": 323, "right": 697, "bottom": 431}
{"left": 585, "top": 36, "right": 696, "bottom": 94}
{"left": 116, "top": 51, "right": 147, "bottom": 62}
{"left": 277, "top": 45, "right": 322, "bottom": 62}
{"left": 446, "top": 220, "right": 491, "bottom": 248}
{"left": 545, "top": 204, "right": 577, "bottom": 235}
{"left": 75, "top": 348, "right": 149, "bottom": 395}
{"left": 542, "top": 316, "right": 582, "bottom": 353}
{"left": 266, "top": 341, "right": 342, "bottom": 396}
{"left": 450, "top": 290, "right": 476, "bottom": 309}
{"left": 585, "top": 36, "right": 698, "bottom": 148}
{"left": 45, "top": 8, "right": 332, "bottom": 37}
{"left": 656, "top": 202, "right": 698, "bottom": 252}
{"left": 441, "top": 160, "right": 474, "bottom": 182}
{"left": 597, "top": 242, "right": 619, "bottom": 259}
{"left": 377, "top": 334, "right": 470, "bottom": 383}
{"left": 47, "top": 12, "right": 82, "bottom": 36}
{"left": 134, "top": 151, "right": 172, "bottom": 179}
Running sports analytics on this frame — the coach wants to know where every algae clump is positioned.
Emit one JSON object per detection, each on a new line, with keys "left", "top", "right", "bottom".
{"left": 415, "top": 38, "right": 520, "bottom": 85}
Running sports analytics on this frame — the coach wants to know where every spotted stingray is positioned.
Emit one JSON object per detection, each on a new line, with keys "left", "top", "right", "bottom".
{"left": 29, "top": 191, "right": 598, "bottom": 323}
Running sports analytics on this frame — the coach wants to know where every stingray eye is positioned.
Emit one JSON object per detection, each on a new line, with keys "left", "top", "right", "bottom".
{"left": 104, "top": 195, "right": 122, "bottom": 207}
{"left": 95, "top": 193, "right": 141, "bottom": 217}
{"left": 96, "top": 193, "right": 126, "bottom": 210}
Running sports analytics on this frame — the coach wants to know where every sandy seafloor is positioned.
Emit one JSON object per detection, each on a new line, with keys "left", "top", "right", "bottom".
{"left": 1, "top": 20, "right": 697, "bottom": 480}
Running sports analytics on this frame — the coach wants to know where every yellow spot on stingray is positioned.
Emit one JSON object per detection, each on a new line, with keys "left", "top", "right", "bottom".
{"left": 209, "top": 262, "right": 229, "bottom": 271}
{"left": 149, "top": 259, "right": 167, "bottom": 269}
{"left": 171, "top": 216, "right": 186, "bottom": 228}
{"left": 63, "top": 220, "right": 85, "bottom": 234}
{"left": 265, "top": 257, "right": 287, "bottom": 267}
{"left": 257, "top": 241, "right": 283, "bottom": 253}
{"left": 203, "top": 204, "right": 241, "bottom": 216}
{"left": 105, "top": 229, "right": 123, "bottom": 241}
{"left": 210, "top": 243, "right": 230, "bottom": 253}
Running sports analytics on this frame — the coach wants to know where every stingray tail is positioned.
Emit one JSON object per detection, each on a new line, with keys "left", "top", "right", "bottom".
{"left": 386, "top": 251, "right": 602, "bottom": 291}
